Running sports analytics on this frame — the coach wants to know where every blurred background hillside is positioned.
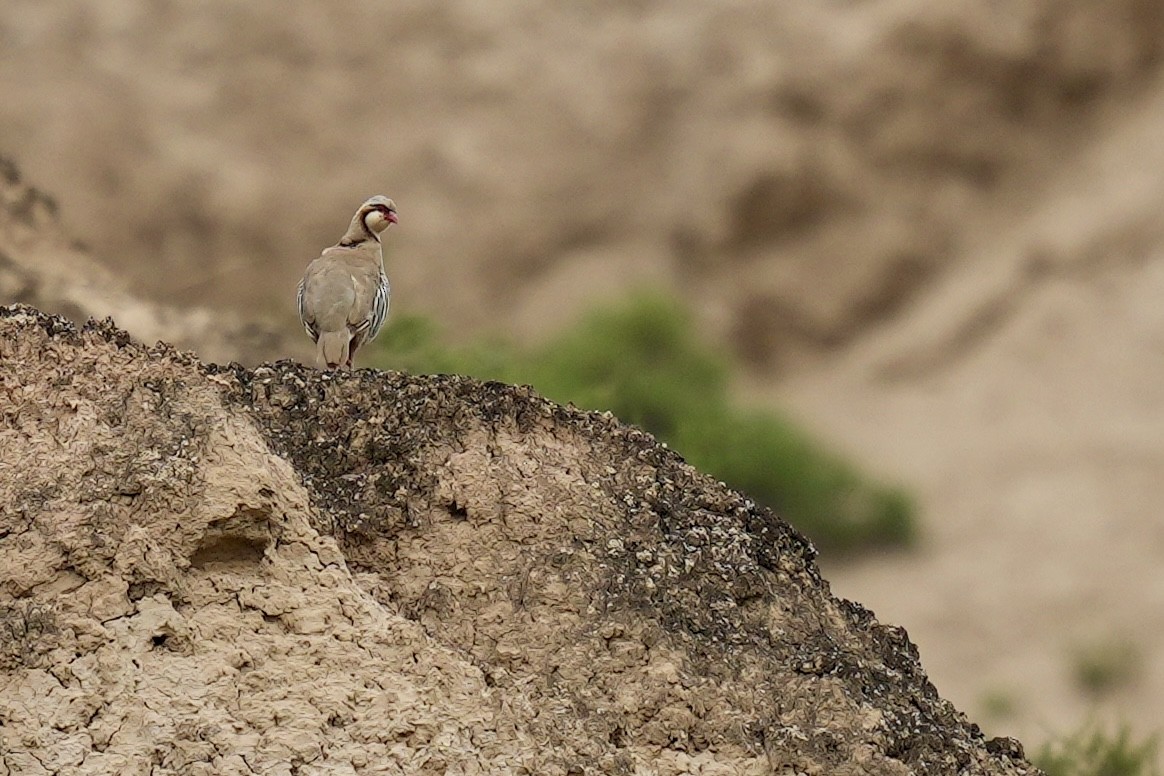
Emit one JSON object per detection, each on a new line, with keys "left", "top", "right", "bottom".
{"left": 3, "top": 0, "right": 1164, "bottom": 767}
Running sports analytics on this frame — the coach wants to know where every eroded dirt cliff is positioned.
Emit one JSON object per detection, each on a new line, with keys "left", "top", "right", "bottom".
{"left": 0, "top": 159, "right": 284, "bottom": 366}
{"left": 0, "top": 305, "right": 1036, "bottom": 775}
{"left": 4, "top": 1, "right": 1162, "bottom": 369}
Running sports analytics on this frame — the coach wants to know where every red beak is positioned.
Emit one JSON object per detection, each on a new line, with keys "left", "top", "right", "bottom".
{"left": 386, "top": 211, "right": 399, "bottom": 224}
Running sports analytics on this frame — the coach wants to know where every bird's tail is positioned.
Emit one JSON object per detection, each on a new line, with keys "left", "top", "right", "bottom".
{"left": 316, "top": 330, "right": 352, "bottom": 370}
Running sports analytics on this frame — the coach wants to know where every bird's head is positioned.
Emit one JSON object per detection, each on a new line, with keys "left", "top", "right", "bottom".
{"left": 359, "top": 195, "right": 398, "bottom": 237}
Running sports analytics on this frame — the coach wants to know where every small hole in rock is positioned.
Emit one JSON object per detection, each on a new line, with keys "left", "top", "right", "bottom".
{"left": 151, "top": 633, "right": 168, "bottom": 648}
{"left": 449, "top": 501, "right": 469, "bottom": 520}
{"left": 190, "top": 535, "right": 267, "bottom": 569}
{"left": 127, "top": 581, "right": 162, "bottom": 601}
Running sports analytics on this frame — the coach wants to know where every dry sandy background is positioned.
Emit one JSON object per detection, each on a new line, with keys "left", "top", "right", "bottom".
{"left": 2, "top": 0, "right": 1163, "bottom": 761}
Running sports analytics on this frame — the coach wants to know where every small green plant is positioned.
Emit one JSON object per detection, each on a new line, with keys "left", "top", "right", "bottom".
{"left": 1071, "top": 638, "right": 1143, "bottom": 698}
{"left": 371, "top": 293, "right": 917, "bottom": 553}
{"left": 1036, "top": 722, "right": 1159, "bottom": 776}
{"left": 979, "top": 688, "right": 1018, "bottom": 721}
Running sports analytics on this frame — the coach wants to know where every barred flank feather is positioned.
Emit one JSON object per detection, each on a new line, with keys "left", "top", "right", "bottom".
{"left": 296, "top": 279, "right": 318, "bottom": 341}
{"left": 368, "top": 272, "right": 390, "bottom": 341}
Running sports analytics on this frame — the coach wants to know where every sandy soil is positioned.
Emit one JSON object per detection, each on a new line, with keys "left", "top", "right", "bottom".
{"left": 3, "top": 0, "right": 1164, "bottom": 762}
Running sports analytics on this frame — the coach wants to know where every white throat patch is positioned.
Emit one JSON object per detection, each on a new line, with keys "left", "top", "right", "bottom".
{"left": 363, "top": 210, "right": 389, "bottom": 236}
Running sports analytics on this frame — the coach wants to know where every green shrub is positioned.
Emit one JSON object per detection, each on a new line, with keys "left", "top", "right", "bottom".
{"left": 1036, "top": 723, "right": 1159, "bottom": 776}
{"left": 1070, "top": 638, "right": 1144, "bottom": 698}
{"left": 978, "top": 688, "right": 1018, "bottom": 721}
{"left": 371, "top": 293, "right": 916, "bottom": 553}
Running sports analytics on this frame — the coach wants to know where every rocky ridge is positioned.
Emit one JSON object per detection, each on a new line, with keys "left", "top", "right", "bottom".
{"left": 0, "top": 305, "right": 1036, "bottom": 774}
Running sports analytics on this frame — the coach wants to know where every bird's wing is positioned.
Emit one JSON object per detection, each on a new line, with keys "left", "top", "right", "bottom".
{"left": 322, "top": 243, "right": 388, "bottom": 340}
{"left": 300, "top": 256, "right": 360, "bottom": 336}
{"left": 346, "top": 263, "right": 387, "bottom": 336}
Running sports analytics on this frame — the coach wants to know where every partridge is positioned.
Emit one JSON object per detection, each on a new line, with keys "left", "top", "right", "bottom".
{"left": 297, "top": 195, "right": 398, "bottom": 370}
